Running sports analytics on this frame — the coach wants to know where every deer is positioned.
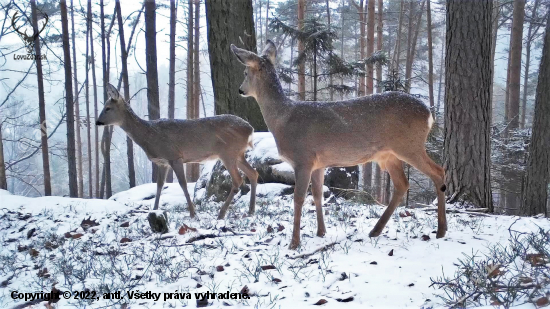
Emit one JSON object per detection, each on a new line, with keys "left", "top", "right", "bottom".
{"left": 96, "top": 84, "right": 258, "bottom": 220}
{"left": 231, "top": 41, "right": 447, "bottom": 250}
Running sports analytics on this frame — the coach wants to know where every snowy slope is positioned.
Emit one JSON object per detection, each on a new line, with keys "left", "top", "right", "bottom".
{"left": 0, "top": 185, "right": 549, "bottom": 308}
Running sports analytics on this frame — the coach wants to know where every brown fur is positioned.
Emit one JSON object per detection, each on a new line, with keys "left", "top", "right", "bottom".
{"left": 96, "top": 84, "right": 258, "bottom": 219}
{"left": 231, "top": 41, "right": 446, "bottom": 250}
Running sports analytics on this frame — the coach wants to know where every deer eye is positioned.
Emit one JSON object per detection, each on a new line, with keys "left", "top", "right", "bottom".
{"left": 105, "top": 107, "right": 111, "bottom": 111}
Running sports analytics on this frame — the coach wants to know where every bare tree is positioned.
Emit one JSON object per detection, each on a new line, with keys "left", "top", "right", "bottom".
{"left": 351, "top": 0, "right": 366, "bottom": 97}
{"left": 60, "top": 0, "right": 78, "bottom": 197}
{"left": 374, "top": 0, "right": 383, "bottom": 199}
{"left": 31, "top": 0, "right": 51, "bottom": 195}
{"left": 144, "top": 0, "right": 161, "bottom": 182}
{"left": 167, "top": 0, "right": 177, "bottom": 183}
{"left": 115, "top": 0, "right": 136, "bottom": 188}
{"left": 89, "top": 0, "right": 100, "bottom": 197}
{"left": 444, "top": 0, "right": 493, "bottom": 210}
{"left": 405, "top": 0, "right": 426, "bottom": 93}
{"left": 521, "top": 0, "right": 541, "bottom": 129}
{"left": 506, "top": 0, "right": 525, "bottom": 131}
{"left": 521, "top": 12, "right": 550, "bottom": 216}
{"left": 188, "top": 0, "right": 201, "bottom": 181}
{"left": 298, "top": 0, "right": 306, "bottom": 100}
{"left": 99, "top": 0, "right": 113, "bottom": 198}
{"left": 426, "top": 0, "right": 434, "bottom": 107}
{"left": 392, "top": 0, "right": 404, "bottom": 71}
{"left": 0, "top": 123, "right": 6, "bottom": 190}
{"left": 70, "top": 0, "right": 83, "bottom": 197}
{"left": 85, "top": 0, "right": 92, "bottom": 197}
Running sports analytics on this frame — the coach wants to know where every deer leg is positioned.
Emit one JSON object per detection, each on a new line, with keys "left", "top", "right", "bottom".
{"left": 311, "top": 168, "right": 326, "bottom": 237}
{"left": 217, "top": 160, "right": 243, "bottom": 220}
{"left": 369, "top": 156, "right": 409, "bottom": 237}
{"left": 401, "top": 151, "right": 447, "bottom": 237}
{"left": 170, "top": 159, "right": 196, "bottom": 218}
{"left": 289, "top": 166, "right": 313, "bottom": 250}
{"left": 237, "top": 155, "right": 258, "bottom": 216}
{"left": 153, "top": 164, "right": 168, "bottom": 210}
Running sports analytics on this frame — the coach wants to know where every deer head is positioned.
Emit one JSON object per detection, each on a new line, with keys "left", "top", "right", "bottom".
{"left": 230, "top": 40, "right": 277, "bottom": 99}
{"left": 96, "top": 84, "right": 127, "bottom": 126}
{"left": 11, "top": 11, "right": 48, "bottom": 54}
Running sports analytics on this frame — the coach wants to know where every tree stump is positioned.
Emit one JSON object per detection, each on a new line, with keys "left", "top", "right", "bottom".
{"left": 148, "top": 211, "right": 169, "bottom": 234}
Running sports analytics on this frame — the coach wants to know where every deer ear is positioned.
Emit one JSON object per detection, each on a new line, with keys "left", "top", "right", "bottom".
{"left": 231, "top": 44, "right": 260, "bottom": 68}
{"left": 106, "top": 84, "right": 120, "bottom": 100}
{"left": 262, "top": 40, "right": 277, "bottom": 64}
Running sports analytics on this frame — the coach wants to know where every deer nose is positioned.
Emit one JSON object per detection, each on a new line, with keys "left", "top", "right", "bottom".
{"left": 95, "top": 121, "right": 103, "bottom": 126}
{"left": 238, "top": 88, "right": 244, "bottom": 95}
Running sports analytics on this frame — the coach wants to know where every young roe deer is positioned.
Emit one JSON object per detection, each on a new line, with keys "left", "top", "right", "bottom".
{"left": 96, "top": 84, "right": 258, "bottom": 219}
{"left": 231, "top": 41, "right": 446, "bottom": 250}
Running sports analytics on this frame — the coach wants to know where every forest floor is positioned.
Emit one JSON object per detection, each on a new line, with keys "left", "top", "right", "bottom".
{"left": 0, "top": 184, "right": 549, "bottom": 309}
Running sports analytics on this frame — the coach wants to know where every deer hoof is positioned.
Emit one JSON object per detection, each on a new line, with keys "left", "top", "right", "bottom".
{"left": 317, "top": 228, "right": 326, "bottom": 237}
{"left": 288, "top": 240, "right": 300, "bottom": 250}
{"left": 368, "top": 229, "right": 381, "bottom": 238}
{"left": 436, "top": 228, "right": 446, "bottom": 239}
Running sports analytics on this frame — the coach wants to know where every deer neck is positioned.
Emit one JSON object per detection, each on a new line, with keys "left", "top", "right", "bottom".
{"left": 254, "top": 72, "right": 292, "bottom": 132}
{"left": 119, "top": 106, "right": 149, "bottom": 145}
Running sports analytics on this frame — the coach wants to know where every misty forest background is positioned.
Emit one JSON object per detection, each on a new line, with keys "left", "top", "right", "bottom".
{"left": 0, "top": 0, "right": 549, "bottom": 218}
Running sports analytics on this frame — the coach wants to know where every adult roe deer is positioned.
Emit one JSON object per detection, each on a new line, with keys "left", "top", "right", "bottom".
{"left": 96, "top": 84, "right": 258, "bottom": 219}
{"left": 231, "top": 41, "right": 446, "bottom": 250}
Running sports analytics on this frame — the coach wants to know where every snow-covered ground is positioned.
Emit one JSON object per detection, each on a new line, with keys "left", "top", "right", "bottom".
{"left": 0, "top": 185, "right": 549, "bottom": 308}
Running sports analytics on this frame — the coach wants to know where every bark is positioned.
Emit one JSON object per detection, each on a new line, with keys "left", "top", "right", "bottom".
{"left": 60, "top": 0, "right": 78, "bottom": 197}
{"left": 326, "top": 0, "right": 333, "bottom": 100}
{"left": 358, "top": 0, "right": 365, "bottom": 96}
{"left": 392, "top": 0, "right": 404, "bottom": 71}
{"left": 204, "top": 0, "right": 266, "bottom": 131}
{"left": 85, "top": 0, "right": 92, "bottom": 197}
{"left": 298, "top": 0, "right": 306, "bottom": 100}
{"left": 366, "top": 0, "right": 375, "bottom": 95}
{"left": 340, "top": 0, "right": 345, "bottom": 99}
{"left": 187, "top": 0, "right": 201, "bottom": 181}
{"left": 444, "top": 0, "right": 494, "bottom": 210}
{"left": 31, "top": 0, "right": 51, "bottom": 196}
{"left": 71, "top": 0, "right": 83, "bottom": 197}
{"left": 186, "top": 0, "right": 194, "bottom": 128}
{"left": 436, "top": 16, "right": 445, "bottom": 113}
{"left": 99, "top": 0, "right": 113, "bottom": 198}
{"left": 507, "top": 0, "right": 525, "bottom": 131}
{"left": 167, "top": 0, "right": 176, "bottom": 183}
{"left": 89, "top": 0, "right": 99, "bottom": 198}
{"left": 376, "top": 0, "right": 382, "bottom": 93}
{"left": 144, "top": 0, "right": 161, "bottom": 182}
{"left": 426, "top": 0, "right": 434, "bottom": 107}
{"left": 405, "top": 0, "right": 426, "bottom": 93}
{"left": 521, "top": 0, "right": 540, "bottom": 129}
{"left": 116, "top": 0, "right": 136, "bottom": 188}
{"left": 521, "top": 12, "right": 550, "bottom": 216}
{"left": 0, "top": 124, "right": 6, "bottom": 190}
{"left": 265, "top": 0, "right": 270, "bottom": 43}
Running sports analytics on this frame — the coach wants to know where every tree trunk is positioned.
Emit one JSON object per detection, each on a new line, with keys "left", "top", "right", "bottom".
{"left": 521, "top": 0, "right": 540, "bottom": 129}
{"left": 507, "top": 0, "right": 525, "bottom": 131}
{"left": 373, "top": 0, "right": 383, "bottom": 198}
{"left": 145, "top": 0, "right": 161, "bottom": 183}
{"left": 186, "top": 0, "right": 196, "bottom": 181}
{"left": 116, "top": 0, "right": 136, "bottom": 189}
{"left": 444, "top": 0, "right": 493, "bottom": 211}
{"left": 521, "top": 12, "right": 550, "bottom": 217}
{"left": 167, "top": 0, "right": 177, "bottom": 183}
{"left": 405, "top": 0, "right": 426, "bottom": 93}
{"left": 265, "top": 0, "right": 270, "bottom": 43}
{"left": 340, "top": 0, "right": 345, "bottom": 99}
{"left": 392, "top": 0, "right": 404, "bottom": 71}
{"left": 89, "top": 0, "right": 99, "bottom": 198}
{"left": 297, "top": 0, "right": 306, "bottom": 100}
{"left": 426, "top": 0, "right": 434, "bottom": 108}
{"left": 205, "top": 0, "right": 266, "bottom": 131}
{"left": 326, "top": 0, "right": 333, "bottom": 100}
{"left": 366, "top": 0, "right": 375, "bottom": 95}
{"left": 0, "top": 124, "right": 6, "bottom": 190}
{"left": 60, "top": 0, "right": 78, "bottom": 197}
{"left": 31, "top": 0, "right": 51, "bottom": 196}
{"left": 99, "top": 0, "right": 113, "bottom": 198}
{"left": 85, "top": 0, "right": 92, "bottom": 197}
{"left": 358, "top": 0, "right": 365, "bottom": 97}
{"left": 436, "top": 17, "right": 445, "bottom": 113}
{"left": 70, "top": 0, "right": 83, "bottom": 197}
{"left": 187, "top": 0, "right": 201, "bottom": 181}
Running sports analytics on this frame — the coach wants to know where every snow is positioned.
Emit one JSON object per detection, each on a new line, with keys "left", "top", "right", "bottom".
{"left": 0, "top": 184, "right": 549, "bottom": 308}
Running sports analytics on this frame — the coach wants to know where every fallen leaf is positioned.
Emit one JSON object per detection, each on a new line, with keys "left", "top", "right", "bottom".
{"left": 72, "top": 233, "right": 84, "bottom": 239}
{"left": 313, "top": 299, "right": 328, "bottom": 305}
{"left": 336, "top": 296, "right": 354, "bottom": 302}
{"left": 388, "top": 249, "right": 394, "bottom": 256}
{"left": 272, "top": 278, "right": 282, "bottom": 283}
{"left": 486, "top": 264, "right": 502, "bottom": 278}
{"left": 267, "top": 225, "right": 274, "bottom": 233}
{"left": 261, "top": 265, "right": 276, "bottom": 270}
{"left": 81, "top": 217, "right": 99, "bottom": 231}
{"left": 370, "top": 261, "right": 378, "bottom": 265}
{"left": 277, "top": 224, "right": 285, "bottom": 232}
{"left": 120, "top": 222, "right": 130, "bottom": 228}
{"left": 216, "top": 265, "right": 224, "bottom": 272}
{"left": 536, "top": 297, "right": 550, "bottom": 307}
{"left": 240, "top": 285, "right": 249, "bottom": 296}
{"left": 421, "top": 235, "right": 430, "bottom": 241}
{"left": 29, "top": 248, "right": 39, "bottom": 258}
{"left": 120, "top": 237, "right": 132, "bottom": 243}
{"left": 178, "top": 224, "right": 198, "bottom": 235}
{"left": 64, "top": 232, "right": 72, "bottom": 238}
